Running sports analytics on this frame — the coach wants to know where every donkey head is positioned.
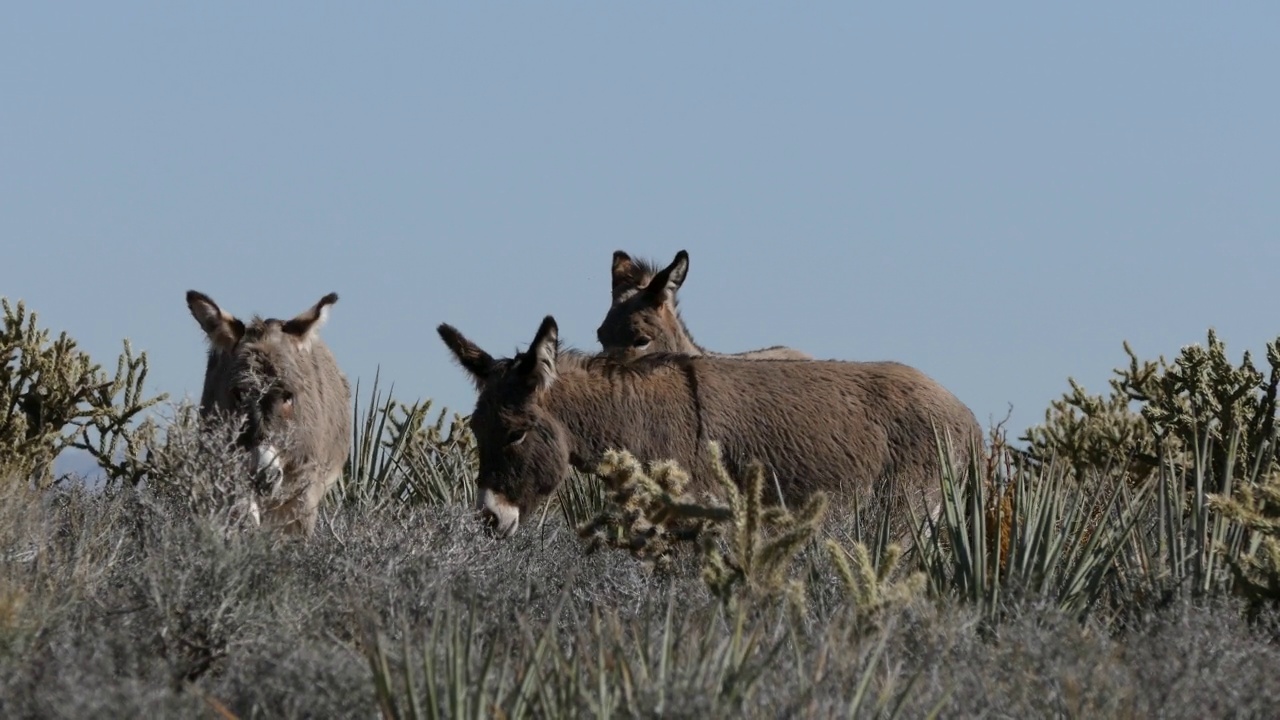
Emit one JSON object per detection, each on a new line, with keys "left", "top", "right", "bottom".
{"left": 438, "top": 316, "right": 568, "bottom": 537}
{"left": 187, "top": 290, "right": 339, "bottom": 495}
{"left": 596, "top": 249, "right": 693, "bottom": 359}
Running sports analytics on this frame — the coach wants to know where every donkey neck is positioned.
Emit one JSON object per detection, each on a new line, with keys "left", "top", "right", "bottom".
{"left": 545, "top": 354, "right": 702, "bottom": 473}
{"left": 668, "top": 306, "right": 709, "bottom": 356}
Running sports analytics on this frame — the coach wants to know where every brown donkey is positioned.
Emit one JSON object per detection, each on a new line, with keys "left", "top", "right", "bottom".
{"left": 187, "top": 290, "right": 351, "bottom": 537}
{"left": 597, "top": 250, "right": 813, "bottom": 360}
{"left": 439, "top": 315, "right": 982, "bottom": 539}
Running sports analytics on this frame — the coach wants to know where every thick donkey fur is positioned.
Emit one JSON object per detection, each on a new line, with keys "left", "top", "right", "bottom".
{"left": 440, "top": 315, "right": 982, "bottom": 540}
{"left": 597, "top": 249, "right": 814, "bottom": 361}
{"left": 186, "top": 290, "right": 351, "bottom": 537}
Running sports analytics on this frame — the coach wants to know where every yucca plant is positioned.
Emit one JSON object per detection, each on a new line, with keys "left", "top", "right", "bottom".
{"left": 339, "top": 368, "right": 477, "bottom": 510}
{"left": 564, "top": 593, "right": 787, "bottom": 718}
{"left": 389, "top": 405, "right": 477, "bottom": 507}
{"left": 340, "top": 368, "right": 413, "bottom": 508}
{"left": 367, "top": 588, "right": 572, "bottom": 720}
{"left": 367, "top": 608, "right": 506, "bottom": 720}
{"left": 1115, "top": 426, "right": 1257, "bottom": 607}
{"left": 912, "top": 429, "right": 1153, "bottom": 621}
{"left": 549, "top": 469, "right": 611, "bottom": 536}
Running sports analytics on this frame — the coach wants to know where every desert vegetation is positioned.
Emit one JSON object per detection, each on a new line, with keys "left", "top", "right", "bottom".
{"left": 4, "top": 295, "right": 1280, "bottom": 718}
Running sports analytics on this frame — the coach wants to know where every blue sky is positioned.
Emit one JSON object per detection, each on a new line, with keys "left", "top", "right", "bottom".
{"left": 3, "top": 3, "right": 1278, "bottom": 451}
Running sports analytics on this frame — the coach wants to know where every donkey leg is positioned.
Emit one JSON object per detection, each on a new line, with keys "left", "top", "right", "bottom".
{"left": 293, "top": 468, "right": 342, "bottom": 537}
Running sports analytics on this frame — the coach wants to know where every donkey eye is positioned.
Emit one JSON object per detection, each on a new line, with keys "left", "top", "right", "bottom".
{"left": 632, "top": 337, "right": 652, "bottom": 348}
{"left": 507, "top": 430, "right": 527, "bottom": 447}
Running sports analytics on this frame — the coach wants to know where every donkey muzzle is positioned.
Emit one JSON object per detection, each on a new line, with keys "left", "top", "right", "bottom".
{"left": 477, "top": 488, "right": 520, "bottom": 538}
{"left": 252, "top": 444, "right": 285, "bottom": 496}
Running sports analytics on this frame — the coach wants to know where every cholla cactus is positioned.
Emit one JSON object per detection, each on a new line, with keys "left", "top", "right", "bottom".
{"left": 1022, "top": 330, "right": 1280, "bottom": 491}
{"left": 582, "top": 442, "right": 829, "bottom": 614}
{"left": 699, "top": 442, "right": 829, "bottom": 614}
{"left": 827, "top": 539, "right": 927, "bottom": 633}
{"left": 0, "top": 297, "right": 166, "bottom": 487}
{"left": 1209, "top": 468, "right": 1280, "bottom": 605}
{"left": 579, "top": 447, "right": 730, "bottom": 566}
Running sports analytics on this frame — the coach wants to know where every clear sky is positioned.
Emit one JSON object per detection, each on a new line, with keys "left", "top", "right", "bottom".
{"left": 3, "top": 3, "right": 1278, "bottom": 450}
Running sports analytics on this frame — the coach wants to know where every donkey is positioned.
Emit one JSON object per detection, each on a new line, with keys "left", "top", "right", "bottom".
{"left": 439, "top": 315, "right": 982, "bottom": 541}
{"left": 597, "top": 250, "right": 813, "bottom": 361}
{"left": 186, "top": 290, "right": 351, "bottom": 537}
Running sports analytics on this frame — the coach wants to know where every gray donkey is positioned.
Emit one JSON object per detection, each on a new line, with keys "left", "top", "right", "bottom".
{"left": 186, "top": 290, "right": 351, "bottom": 537}
{"left": 440, "top": 315, "right": 982, "bottom": 540}
{"left": 597, "top": 250, "right": 813, "bottom": 360}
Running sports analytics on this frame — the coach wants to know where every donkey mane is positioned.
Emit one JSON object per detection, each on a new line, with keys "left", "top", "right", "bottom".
{"left": 238, "top": 316, "right": 287, "bottom": 340}
{"left": 511, "top": 344, "right": 700, "bottom": 380}
{"left": 622, "top": 254, "right": 663, "bottom": 281}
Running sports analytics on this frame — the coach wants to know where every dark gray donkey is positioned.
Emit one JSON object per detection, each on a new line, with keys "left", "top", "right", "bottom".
{"left": 187, "top": 290, "right": 351, "bottom": 537}
{"left": 597, "top": 249, "right": 813, "bottom": 360}
{"left": 440, "top": 315, "right": 982, "bottom": 540}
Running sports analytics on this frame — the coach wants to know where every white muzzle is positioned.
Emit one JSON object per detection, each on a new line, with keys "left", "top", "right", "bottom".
{"left": 478, "top": 488, "right": 520, "bottom": 538}
{"left": 253, "top": 444, "right": 285, "bottom": 495}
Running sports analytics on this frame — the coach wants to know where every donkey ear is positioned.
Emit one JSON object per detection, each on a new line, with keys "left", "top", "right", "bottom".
{"left": 187, "top": 290, "right": 245, "bottom": 350}
{"left": 611, "top": 250, "right": 647, "bottom": 301}
{"left": 643, "top": 250, "right": 689, "bottom": 305}
{"left": 283, "top": 292, "right": 339, "bottom": 350}
{"left": 438, "top": 323, "right": 496, "bottom": 389}
{"left": 520, "top": 315, "right": 559, "bottom": 391}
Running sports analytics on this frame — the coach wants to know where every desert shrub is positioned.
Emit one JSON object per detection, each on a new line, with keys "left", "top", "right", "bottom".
{"left": 126, "top": 402, "right": 265, "bottom": 537}
{"left": 1022, "top": 329, "right": 1280, "bottom": 490}
{"left": 5, "top": 411, "right": 1280, "bottom": 718}
{"left": 1017, "top": 329, "right": 1280, "bottom": 610}
{"left": 0, "top": 297, "right": 166, "bottom": 487}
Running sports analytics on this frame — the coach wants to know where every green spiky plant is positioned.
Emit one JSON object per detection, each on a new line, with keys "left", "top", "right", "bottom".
{"left": 338, "top": 368, "right": 478, "bottom": 510}
{"left": 0, "top": 297, "right": 166, "bottom": 487}
{"left": 913, "top": 427, "right": 1154, "bottom": 621}
{"left": 552, "top": 469, "right": 611, "bottom": 533}
{"left": 364, "top": 582, "right": 936, "bottom": 720}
